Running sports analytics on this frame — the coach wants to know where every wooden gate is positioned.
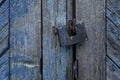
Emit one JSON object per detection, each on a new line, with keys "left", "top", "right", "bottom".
{"left": 0, "top": 0, "right": 120, "bottom": 80}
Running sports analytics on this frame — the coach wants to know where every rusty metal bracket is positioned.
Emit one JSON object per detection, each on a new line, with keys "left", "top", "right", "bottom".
{"left": 53, "top": 20, "right": 87, "bottom": 80}
{"left": 54, "top": 20, "right": 87, "bottom": 46}
{"left": 67, "top": 19, "right": 76, "bottom": 36}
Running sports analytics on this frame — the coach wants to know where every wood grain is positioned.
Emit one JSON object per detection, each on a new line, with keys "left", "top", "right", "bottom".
{"left": 106, "top": 0, "right": 120, "bottom": 66}
{"left": 42, "top": 0, "right": 72, "bottom": 80}
{"left": 107, "top": 56, "right": 120, "bottom": 80}
{"left": 107, "top": 19, "right": 120, "bottom": 67}
{"left": 107, "top": 0, "right": 120, "bottom": 79}
{"left": 76, "top": 0, "right": 106, "bottom": 80}
{"left": 0, "top": 0, "right": 9, "bottom": 79}
{"left": 0, "top": 51, "right": 9, "bottom": 80}
{"left": 0, "top": 0, "right": 9, "bottom": 55}
{"left": 10, "top": 0, "right": 41, "bottom": 80}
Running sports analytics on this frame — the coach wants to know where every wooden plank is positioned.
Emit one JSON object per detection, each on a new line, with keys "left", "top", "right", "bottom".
{"left": 107, "top": 19, "right": 120, "bottom": 67}
{"left": 107, "top": 56, "right": 120, "bottom": 80}
{"left": 0, "top": 0, "right": 9, "bottom": 79}
{"left": 10, "top": 0, "right": 41, "bottom": 80}
{"left": 106, "top": 0, "right": 120, "bottom": 79}
{"left": 42, "top": 0, "right": 72, "bottom": 80}
{"left": 0, "top": 50, "right": 9, "bottom": 80}
{"left": 76, "top": 0, "right": 105, "bottom": 80}
{"left": 0, "top": 0, "right": 9, "bottom": 55}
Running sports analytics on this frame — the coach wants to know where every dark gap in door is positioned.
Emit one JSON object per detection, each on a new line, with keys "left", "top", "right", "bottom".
{"left": 41, "top": 0, "right": 43, "bottom": 80}
{"left": 72, "top": 0, "right": 77, "bottom": 80}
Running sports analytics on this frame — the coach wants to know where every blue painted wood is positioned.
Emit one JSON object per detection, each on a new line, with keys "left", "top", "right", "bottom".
{"left": 42, "top": 0, "right": 72, "bottom": 80}
{"left": 0, "top": 51, "right": 9, "bottom": 80}
{"left": 0, "top": 0, "right": 9, "bottom": 54}
{"left": 107, "top": 0, "right": 120, "bottom": 13}
{"left": 0, "top": 0, "right": 9, "bottom": 16}
{"left": 107, "top": 0, "right": 120, "bottom": 79}
{"left": 107, "top": 0, "right": 120, "bottom": 67}
{"left": 0, "top": 0, "right": 9, "bottom": 79}
{"left": 107, "top": 56, "right": 120, "bottom": 80}
{"left": 10, "top": 0, "right": 41, "bottom": 80}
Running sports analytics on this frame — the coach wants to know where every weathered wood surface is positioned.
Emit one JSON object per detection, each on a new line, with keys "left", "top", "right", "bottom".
{"left": 107, "top": 56, "right": 120, "bottom": 80}
{"left": 0, "top": 0, "right": 9, "bottom": 79}
{"left": 42, "top": 0, "right": 72, "bottom": 80}
{"left": 107, "top": 0, "right": 120, "bottom": 67}
{"left": 76, "top": 0, "right": 105, "bottom": 80}
{"left": 0, "top": 0, "right": 9, "bottom": 54}
{"left": 10, "top": 0, "right": 41, "bottom": 80}
{"left": 106, "top": 0, "right": 120, "bottom": 79}
{"left": 0, "top": 51, "right": 9, "bottom": 80}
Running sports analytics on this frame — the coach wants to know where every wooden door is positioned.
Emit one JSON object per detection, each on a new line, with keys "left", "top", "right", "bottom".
{"left": 0, "top": 0, "right": 120, "bottom": 80}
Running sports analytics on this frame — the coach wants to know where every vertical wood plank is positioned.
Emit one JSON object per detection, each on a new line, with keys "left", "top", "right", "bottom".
{"left": 0, "top": 0, "right": 9, "bottom": 79}
{"left": 42, "top": 0, "right": 72, "bottom": 80}
{"left": 10, "top": 0, "right": 41, "bottom": 80}
{"left": 106, "top": 0, "right": 120, "bottom": 79}
{"left": 76, "top": 0, "right": 106, "bottom": 80}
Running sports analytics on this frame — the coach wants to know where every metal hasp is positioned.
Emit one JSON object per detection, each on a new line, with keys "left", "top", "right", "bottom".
{"left": 57, "top": 20, "right": 87, "bottom": 46}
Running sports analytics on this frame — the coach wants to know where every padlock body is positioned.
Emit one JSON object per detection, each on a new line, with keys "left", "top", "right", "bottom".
{"left": 57, "top": 23, "right": 87, "bottom": 46}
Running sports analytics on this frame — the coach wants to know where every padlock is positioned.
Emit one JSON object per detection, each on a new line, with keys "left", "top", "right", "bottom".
{"left": 56, "top": 21, "right": 87, "bottom": 46}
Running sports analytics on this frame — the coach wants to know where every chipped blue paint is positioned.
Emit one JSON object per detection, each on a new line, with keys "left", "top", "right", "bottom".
{"left": 11, "top": 54, "right": 38, "bottom": 79}
{"left": 10, "top": 0, "right": 33, "bottom": 24}
{"left": 10, "top": 0, "right": 41, "bottom": 80}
